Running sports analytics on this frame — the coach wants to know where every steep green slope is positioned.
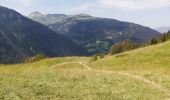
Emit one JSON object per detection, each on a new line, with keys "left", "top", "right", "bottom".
{"left": 0, "top": 41, "right": 170, "bottom": 99}
{"left": 90, "top": 41, "right": 170, "bottom": 99}
{"left": 91, "top": 41, "right": 170, "bottom": 70}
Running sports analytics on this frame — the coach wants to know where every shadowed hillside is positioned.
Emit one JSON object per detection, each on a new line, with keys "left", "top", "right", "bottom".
{"left": 29, "top": 12, "right": 160, "bottom": 54}
{"left": 0, "top": 6, "right": 88, "bottom": 63}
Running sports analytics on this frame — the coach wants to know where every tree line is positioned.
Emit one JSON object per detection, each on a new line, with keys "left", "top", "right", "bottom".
{"left": 109, "top": 31, "right": 170, "bottom": 55}
{"left": 0, "top": 54, "right": 46, "bottom": 64}
{"left": 1, "top": 31, "right": 170, "bottom": 64}
{"left": 150, "top": 31, "right": 170, "bottom": 45}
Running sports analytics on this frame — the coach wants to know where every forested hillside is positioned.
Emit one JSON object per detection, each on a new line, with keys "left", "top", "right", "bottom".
{"left": 30, "top": 13, "right": 160, "bottom": 54}
{"left": 0, "top": 6, "right": 88, "bottom": 63}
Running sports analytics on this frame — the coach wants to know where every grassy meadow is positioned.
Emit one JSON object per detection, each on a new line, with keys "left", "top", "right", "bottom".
{"left": 0, "top": 41, "right": 170, "bottom": 100}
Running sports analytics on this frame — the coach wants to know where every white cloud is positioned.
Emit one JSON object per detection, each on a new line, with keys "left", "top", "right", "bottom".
{"left": 12, "top": 0, "right": 36, "bottom": 6}
{"left": 67, "top": 0, "right": 170, "bottom": 13}
{"left": 20, "top": 0, "right": 35, "bottom": 6}
{"left": 0, "top": 0, "right": 36, "bottom": 14}
{"left": 98, "top": 0, "right": 170, "bottom": 10}
{"left": 66, "top": 3, "right": 93, "bottom": 13}
{"left": 0, "top": 0, "right": 36, "bottom": 6}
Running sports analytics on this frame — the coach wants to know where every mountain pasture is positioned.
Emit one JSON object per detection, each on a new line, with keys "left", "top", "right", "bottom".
{"left": 0, "top": 41, "right": 170, "bottom": 100}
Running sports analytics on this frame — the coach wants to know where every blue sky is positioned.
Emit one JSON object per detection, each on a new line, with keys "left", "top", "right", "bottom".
{"left": 0, "top": 0, "right": 170, "bottom": 28}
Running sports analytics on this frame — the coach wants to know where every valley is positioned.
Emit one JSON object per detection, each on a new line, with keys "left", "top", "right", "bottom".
{"left": 0, "top": 2, "right": 169, "bottom": 100}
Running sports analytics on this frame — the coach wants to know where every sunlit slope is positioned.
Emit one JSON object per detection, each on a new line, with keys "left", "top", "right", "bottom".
{"left": 0, "top": 41, "right": 170, "bottom": 99}
{"left": 91, "top": 41, "right": 170, "bottom": 70}
{"left": 90, "top": 41, "right": 170, "bottom": 98}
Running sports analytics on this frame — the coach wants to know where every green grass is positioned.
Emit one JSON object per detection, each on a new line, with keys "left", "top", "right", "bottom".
{"left": 90, "top": 41, "right": 170, "bottom": 99}
{"left": 0, "top": 42, "right": 170, "bottom": 99}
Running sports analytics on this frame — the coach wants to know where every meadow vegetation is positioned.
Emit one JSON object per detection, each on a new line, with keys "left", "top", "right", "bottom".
{"left": 0, "top": 41, "right": 170, "bottom": 99}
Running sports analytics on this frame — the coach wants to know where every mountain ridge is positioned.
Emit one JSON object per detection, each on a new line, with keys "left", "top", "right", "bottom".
{"left": 28, "top": 11, "right": 68, "bottom": 25}
{"left": 28, "top": 11, "right": 44, "bottom": 18}
{"left": 28, "top": 11, "right": 160, "bottom": 54}
{"left": 0, "top": 6, "right": 88, "bottom": 63}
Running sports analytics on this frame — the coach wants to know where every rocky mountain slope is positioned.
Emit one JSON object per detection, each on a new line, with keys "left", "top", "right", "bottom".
{"left": 29, "top": 12, "right": 160, "bottom": 54}
{"left": 49, "top": 15, "right": 160, "bottom": 54}
{"left": 28, "top": 11, "right": 67, "bottom": 25}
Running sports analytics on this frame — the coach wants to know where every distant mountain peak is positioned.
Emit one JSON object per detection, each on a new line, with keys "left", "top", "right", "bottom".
{"left": 46, "top": 14, "right": 67, "bottom": 17}
{"left": 73, "top": 14, "right": 92, "bottom": 18}
{"left": 67, "top": 14, "right": 93, "bottom": 21}
{"left": 74, "top": 14, "right": 91, "bottom": 17}
{"left": 28, "top": 11, "right": 44, "bottom": 18}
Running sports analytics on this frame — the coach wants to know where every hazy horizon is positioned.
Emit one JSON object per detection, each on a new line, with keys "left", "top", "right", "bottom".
{"left": 0, "top": 0, "right": 170, "bottom": 28}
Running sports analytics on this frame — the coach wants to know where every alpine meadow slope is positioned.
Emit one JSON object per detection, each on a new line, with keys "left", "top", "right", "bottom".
{"left": 0, "top": 1, "right": 169, "bottom": 100}
{"left": 0, "top": 41, "right": 170, "bottom": 99}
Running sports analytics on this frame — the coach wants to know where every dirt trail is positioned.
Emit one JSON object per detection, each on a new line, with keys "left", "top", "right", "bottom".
{"left": 78, "top": 62, "right": 92, "bottom": 71}
{"left": 52, "top": 62, "right": 170, "bottom": 99}
{"left": 51, "top": 62, "right": 92, "bottom": 70}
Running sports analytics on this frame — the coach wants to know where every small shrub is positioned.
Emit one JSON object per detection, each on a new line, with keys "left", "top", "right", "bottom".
{"left": 115, "top": 53, "right": 128, "bottom": 58}
{"left": 90, "top": 55, "right": 98, "bottom": 62}
{"left": 99, "top": 54, "right": 105, "bottom": 59}
{"left": 110, "top": 40, "right": 137, "bottom": 55}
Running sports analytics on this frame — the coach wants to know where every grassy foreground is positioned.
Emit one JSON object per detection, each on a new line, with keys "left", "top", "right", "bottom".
{"left": 0, "top": 41, "right": 170, "bottom": 100}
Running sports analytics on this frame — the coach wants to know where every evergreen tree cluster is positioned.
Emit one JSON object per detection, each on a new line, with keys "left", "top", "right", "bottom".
{"left": 109, "top": 40, "right": 138, "bottom": 55}
{"left": 109, "top": 31, "right": 170, "bottom": 55}
{"left": 150, "top": 31, "right": 170, "bottom": 45}
{"left": 0, "top": 56, "right": 25, "bottom": 64}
